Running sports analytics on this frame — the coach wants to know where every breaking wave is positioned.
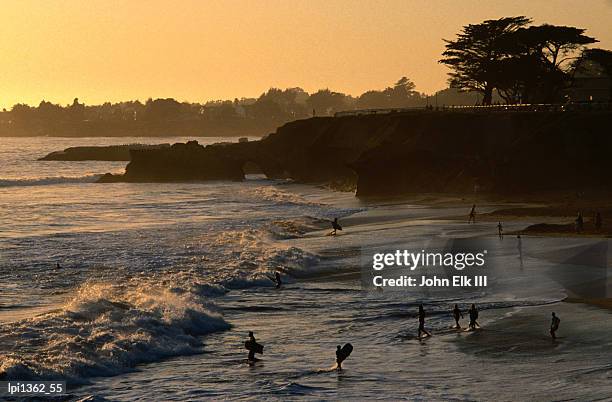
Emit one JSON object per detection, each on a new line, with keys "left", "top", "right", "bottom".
{"left": 0, "top": 279, "right": 229, "bottom": 383}
{"left": 0, "top": 174, "right": 101, "bottom": 187}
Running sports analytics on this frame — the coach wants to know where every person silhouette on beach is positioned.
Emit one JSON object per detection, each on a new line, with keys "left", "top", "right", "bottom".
{"left": 575, "top": 212, "right": 584, "bottom": 233}
{"left": 452, "top": 304, "right": 464, "bottom": 328}
{"left": 595, "top": 212, "right": 602, "bottom": 232}
{"left": 468, "top": 304, "right": 479, "bottom": 330}
{"left": 497, "top": 222, "right": 503, "bottom": 239}
{"left": 550, "top": 312, "right": 560, "bottom": 339}
{"left": 517, "top": 235, "right": 523, "bottom": 267}
{"left": 468, "top": 204, "right": 476, "bottom": 224}
{"left": 331, "top": 217, "right": 342, "bottom": 235}
{"left": 274, "top": 271, "right": 282, "bottom": 289}
{"left": 418, "top": 304, "right": 432, "bottom": 338}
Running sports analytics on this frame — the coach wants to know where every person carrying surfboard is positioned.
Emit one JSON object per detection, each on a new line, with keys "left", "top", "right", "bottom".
{"left": 468, "top": 304, "right": 479, "bottom": 330}
{"left": 335, "top": 343, "right": 352, "bottom": 370}
{"left": 245, "top": 331, "right": 263, "bottom": 361}
{"left": 418, "top": 304, "right": 432, "bottom": 338}
{"left": 550, "top": 312, "right": 560, "bottom": 339}
{"left": 452, "top": 304, "right": 464, "bottom": 329}
{"left": 331, "top": 217, "right": 342, "bottom": 235}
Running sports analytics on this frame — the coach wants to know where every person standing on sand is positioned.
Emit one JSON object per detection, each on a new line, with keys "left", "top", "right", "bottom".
{"left": 418, "top": 304, "right": 432, "bottom": 338}
{"left": 468, "top": 304, "right": 479, "bottom": 330}
{"left": 517, "top": 235, "right": 523, "bottom": 266}
{"left": 550, "top": 312, "right": 560, "bottom": 339}
{"left": 468, "top": 204, "right": 476, "bottom": 224}
{"left": 452, "top": 304, "right": 464, "bottom": 328}
{"left": 497, "top": 222, "right": 503, "bottom": 239}
{"left": 575, "top": 212, "right": 584, "bottom": 233}
{"left": 595, "top": 212, "right": 602, "bottom": 232}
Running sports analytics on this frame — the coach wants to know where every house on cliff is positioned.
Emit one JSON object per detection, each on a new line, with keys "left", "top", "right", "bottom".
{"left": 568, "top": 59, "right": 612, "bottom": 102}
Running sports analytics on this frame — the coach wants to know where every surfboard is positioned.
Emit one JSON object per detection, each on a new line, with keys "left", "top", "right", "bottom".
{"left": 245, "top": 340, "right": 264, "bottom": 354}
{"left": 336, "top": 343, "right": 353, "bottom": 363}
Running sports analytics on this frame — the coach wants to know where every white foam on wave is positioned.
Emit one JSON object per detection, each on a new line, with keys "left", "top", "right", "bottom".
{"left": 0, "top": 278, "right": 229, "bottom": 383}
{"left": 208, "top": 227, "right": 320, "bottom": 289}
{"left": 0, "top": 174, "right": 101, "bottom": 187}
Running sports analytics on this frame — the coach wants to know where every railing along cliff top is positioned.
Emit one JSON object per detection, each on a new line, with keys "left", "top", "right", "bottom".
{"left": 334, "top": 102, "right": 612, "bottom": 117}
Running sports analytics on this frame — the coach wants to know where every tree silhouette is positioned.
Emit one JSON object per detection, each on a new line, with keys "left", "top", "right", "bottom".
{"left": 440, "top": 16, "right": 531, "bottom": 105}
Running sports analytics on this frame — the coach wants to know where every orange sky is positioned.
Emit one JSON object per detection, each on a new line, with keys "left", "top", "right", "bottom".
{"left": 0, "top": 0, "right": 610, "bottom": 108}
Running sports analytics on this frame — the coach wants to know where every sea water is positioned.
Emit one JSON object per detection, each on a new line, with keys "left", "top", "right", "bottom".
{"left": 1, "top": 137, "right": 611, "bottom": 401}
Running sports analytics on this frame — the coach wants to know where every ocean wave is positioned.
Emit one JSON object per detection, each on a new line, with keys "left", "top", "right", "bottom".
{"left": 208, "top": 227, "right": 320, "bottom": 289}
{"left": 0, "top": 174, "right": 101, "bottom": 187}
{"left": 0, "top": 279, "right": 230, "bottom": 384}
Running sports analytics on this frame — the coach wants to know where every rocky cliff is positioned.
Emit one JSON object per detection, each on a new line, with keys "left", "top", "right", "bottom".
{"left": 99, "top": 111, "right": 612, "bottom": 197}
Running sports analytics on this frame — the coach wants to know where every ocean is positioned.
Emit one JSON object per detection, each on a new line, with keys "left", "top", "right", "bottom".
{"left": 1, "top": 136, "right": 611, "bottom": 401}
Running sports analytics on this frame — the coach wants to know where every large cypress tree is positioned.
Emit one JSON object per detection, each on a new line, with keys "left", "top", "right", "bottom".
{"left": 439, "top": 16, "right": 531, "bottom": 105}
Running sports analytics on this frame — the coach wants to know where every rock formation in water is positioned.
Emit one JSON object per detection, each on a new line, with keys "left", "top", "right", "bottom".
{"left": 39, "top": 144, "right": 170, "bottom": 161}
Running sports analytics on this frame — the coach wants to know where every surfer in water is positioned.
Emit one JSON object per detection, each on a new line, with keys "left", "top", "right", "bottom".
{"left": 336, "top": 345, "right": 343, "bottom": 370}
{"left": 418, "top": 304, "right": 432, "bottom": 338}
{"left": 468, "top": 304, "right": 479, "bottom": 330}
{"left": 247, "top": 331, "right": 257, "bottom": 361}
{"left": 452, "top": 304, "right": 464, "bottom": 328}
{"left": 550, "top": 312, "right": 560, "bottom": 339}
{"left": 468, "top": 204, "right": 476, "bottom": 223}
{"left": 331, "top": 217, "right": 342, "bottom": 235}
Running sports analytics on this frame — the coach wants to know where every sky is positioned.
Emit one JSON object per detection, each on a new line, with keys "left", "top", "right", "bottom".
{"left": 0, "top": 0, "right": 611, "bottom": 108}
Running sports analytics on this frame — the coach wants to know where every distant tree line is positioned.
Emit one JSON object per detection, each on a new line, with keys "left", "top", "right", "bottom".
{"left": 440, "top": 16, "right": 612, "bottom": 104}
{"left": 0, "top": 81, "right": 480, "bottom": 137}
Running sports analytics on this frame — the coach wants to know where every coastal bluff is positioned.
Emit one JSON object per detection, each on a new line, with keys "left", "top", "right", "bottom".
{"left": 98, "top": 110, "right": 612, "bottom": 197}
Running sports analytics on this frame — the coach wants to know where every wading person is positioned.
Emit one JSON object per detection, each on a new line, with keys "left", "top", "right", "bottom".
{"left": 274, "top": 271, "right": 282, "bottom": 289}
{"left": 418, "top": 304, "right": 432, "bottom": 338}
{"left": 468, "top": 204, "right": 476, "bottom": 224}
{"left": 497, "top": 222, "right": 503, "bottom": 239}
{"left": 331, "top": 217, "right": 342, "bottom": 235}
{"left": 468, "top": 304, "right": 479, "bottom": 330}
{"left": 550, "top": 312, "right": 561, "bottom": 339}
{"left": 246, "top": 331, "right": 258, "bottom": 361}
{"left": 452, "top": 304, "right": 464, "bottom": 328}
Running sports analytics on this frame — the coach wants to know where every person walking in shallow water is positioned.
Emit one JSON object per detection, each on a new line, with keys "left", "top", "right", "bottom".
{"left": 418, "top": 304, "right": 432, "bottom": 338}
{"left": 497, "top": 222, "right": 503, "bottom": 239}
{"left": 468, "top": 304, "right": 479, "bottom": 330}
{"left": 468, "top": 204, "right": 476, "bottom": 224}
{"left": 246, "top": 331, "right": 257, "bottom": 361}
{"left": 331, "top": 217, "right": 342, "bottom": 235}
{"left": 452, "top": 304, "right": 464, "bottom": 328}
{"left": 550, "top": 312, "right": 560, "bottom": 339}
